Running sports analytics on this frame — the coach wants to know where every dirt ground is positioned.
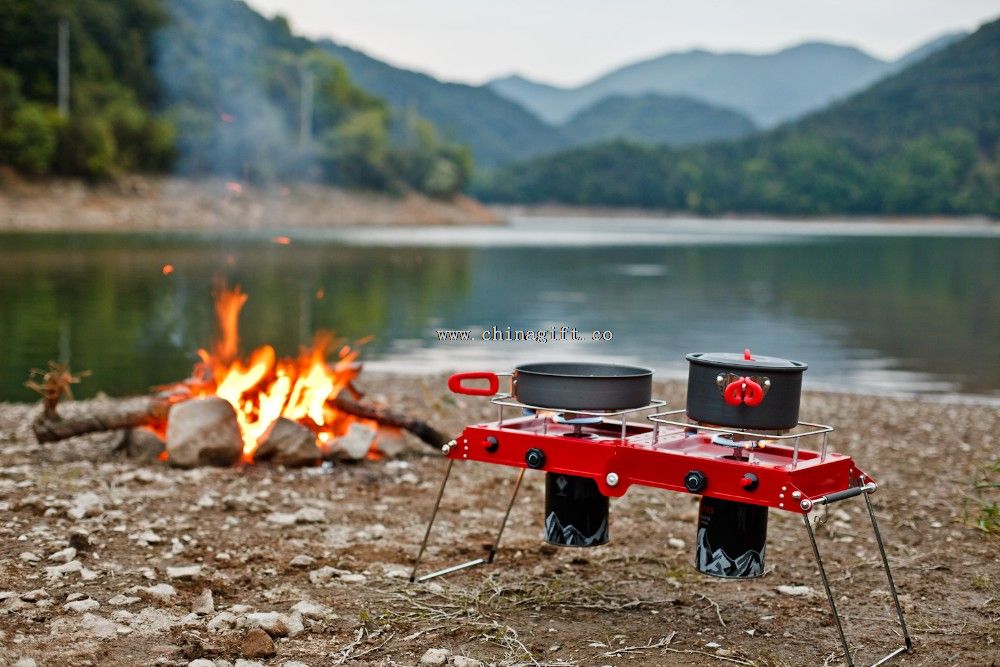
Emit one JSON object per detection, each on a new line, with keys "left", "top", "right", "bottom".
{"left": 0, "top": 376, "right": 997, "bottom": 667}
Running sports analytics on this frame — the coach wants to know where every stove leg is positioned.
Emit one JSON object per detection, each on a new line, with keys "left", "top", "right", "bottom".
{"left": 410, "top": 463, "right": 525, "bottom": 583}
{"left": 487, "top": 467, "right": 525, "bottom": 563}
{"left": 803, "top": 514, "right": 854, "bottom": 667}
{"left": 863, "top": 491, "right": 913, "bottom": 662}
{"left": 802, "top": 490, "right": 913, "bottom": 667}
{"left": 410, "top": 460, "right": 454, "bottom": 583}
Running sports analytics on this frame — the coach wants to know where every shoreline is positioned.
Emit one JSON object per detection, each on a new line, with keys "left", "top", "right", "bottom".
{"left": 0, "top": 176, "right": 499, "bottom": 232}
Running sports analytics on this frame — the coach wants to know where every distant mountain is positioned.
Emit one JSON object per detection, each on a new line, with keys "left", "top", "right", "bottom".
{"left": 561, "top": 94, "right": 756, "bottom": 146}
{"left": 489, "top": 34, "right": 965, "bottom": 127}
{"left": 318, "top": 40, "right": 565, "bottom": 166}
{"left": 893, "top": 31, "right": 968, "bottom": 69}
{"left": 478, "top": 19, "right": 1000, "bottom": 217}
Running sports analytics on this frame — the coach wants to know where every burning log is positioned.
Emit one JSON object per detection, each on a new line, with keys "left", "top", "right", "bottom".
{"left": 329, "top": 395, "right": 450, "bottom": 449}
{"left": 31, "top": 388, "right": 447, "bottom": 452}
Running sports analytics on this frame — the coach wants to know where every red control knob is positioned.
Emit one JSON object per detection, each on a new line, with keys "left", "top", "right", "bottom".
{"left": 740, "top": 473, "right": 759, "bottom": 491}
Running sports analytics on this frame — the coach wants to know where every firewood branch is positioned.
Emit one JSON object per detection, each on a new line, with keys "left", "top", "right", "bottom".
{"left": 329, "top": 395, "right": 450, "bottom": 449}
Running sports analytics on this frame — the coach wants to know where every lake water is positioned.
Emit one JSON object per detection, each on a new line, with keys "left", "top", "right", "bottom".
{"left": 1, "top": 215, "right": 998, "bottom": 402}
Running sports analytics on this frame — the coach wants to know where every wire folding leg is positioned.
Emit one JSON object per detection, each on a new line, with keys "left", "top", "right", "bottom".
{"left": 410, "top": 461, "right": 525, "bottom": 583}
{"left": 802, "top": 490, "right": 912, "bottom": 667}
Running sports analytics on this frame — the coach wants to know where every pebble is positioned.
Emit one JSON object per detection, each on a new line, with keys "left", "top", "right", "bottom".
{"left": 80, "top": 613, "right": 117, "bottom": 639}
{"left": 167, "top": 564, "right": 203, "bottom": 579}
{"left": 289, "top": 554, "right": 315, "bottom": 568}
{"left": 241, "top": 627, "right": 276, "bottom": 658}
{"left": 339, "top": 573, "right": 366, "bottom": 584}
{"left": 140, "top": 583, "right": 177, "bottom": 602}
{"left": 242, "top": 611, "right": 289, "bottom": 637}
{"left": 20, "top": 589, "right": 49, "bottom": 602}
{"left": 451, "top": 657, "right": 484, "bottom": 667}
{"left": 776, "top": 585, "right": 815, "bottom": 597}
{"left": 64, "top": 598, "right": 100, "bottom": 612}
{"left": 282, "top": 662, "right": 310, "bottom": 667}
{"left": 235, "top": 661, "right": 266, "bottom": 667}
{"left": 14, "top": 659, "right": 38, "bottom": 667}
{"left": 308, "top": 566, "right": 341, "bottom": 585}
{"left": 188, "top": 660, "right": 216, "bottom": 667}
{"left": 207, "top": 611, "right": 238, "bottom": 632}
{"left": 192, "top": 589, "right": 215, "bottom": 615}
{"left": 667, "top": 537, "right": 685, "bottom": 549}
{"left": 19, "top": 552, "right": 41, "bottom": 563}
{"left": 108, "top": 594, "right": 141, "bottom": 606}
{"left": 48, "top": 547, "right": 77, "bottom": 563}
{"left": 291, "top": 600, "right": 329, "bottom": 619}
{"left": 67, "top": 492, "right": 104, "bottom": 520}
{"left": 420, "top": 648, "right": 451, "bottom": 666}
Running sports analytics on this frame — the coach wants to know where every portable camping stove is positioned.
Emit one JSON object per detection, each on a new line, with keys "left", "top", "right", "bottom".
{"left": 410, "top": 371, "right": 912, "bottom": 667}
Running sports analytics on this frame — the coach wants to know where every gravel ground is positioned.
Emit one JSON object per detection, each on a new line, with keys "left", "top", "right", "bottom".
{"left": 0, "top": 376, "right": 997, "bottom": 667}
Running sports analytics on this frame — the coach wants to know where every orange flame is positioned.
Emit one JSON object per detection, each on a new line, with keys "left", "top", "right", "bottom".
{"left": 188, "top": 284, "right": 363, "bottom": 461}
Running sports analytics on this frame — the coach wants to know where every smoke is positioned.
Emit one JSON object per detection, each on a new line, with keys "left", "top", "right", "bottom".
{"left": 152, "top": 0, "right": 311, "bottom": 180}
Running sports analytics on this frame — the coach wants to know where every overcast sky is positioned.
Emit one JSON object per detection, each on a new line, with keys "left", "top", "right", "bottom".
{"left": 246, "top": 1, "right": 999, "bottom": 86}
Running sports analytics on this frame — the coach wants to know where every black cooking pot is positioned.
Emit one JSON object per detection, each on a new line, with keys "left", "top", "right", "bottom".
{"left": 685, "top": 350, "right": 807, "bottom": 430}
{"left": 448, "top": 362, "right": 653, "bottom": 410}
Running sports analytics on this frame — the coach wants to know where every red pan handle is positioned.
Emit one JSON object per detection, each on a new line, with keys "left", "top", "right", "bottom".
{"left": 448, "top": 371, "right": 500, "bottom": 396}
{"left": 742, "top": 378, "right": 764, "bottom": 407}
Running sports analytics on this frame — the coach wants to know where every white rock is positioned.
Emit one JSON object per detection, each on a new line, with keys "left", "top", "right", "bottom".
{"left": 295, "top": 507, "right": 325, "bottom": 523}
{"left": 383, "top": 566, "right": 410, "bottom": 579}
{"left": 135, "top": 530, "right": 162, "bottom": 545}
{"left": 776, "top": 585, "right": 815, "bottom": 597}
{"left": 235, "top": 661, "right": 266, "bottom": 667}
{"left": 64, "top": 598, "right": 100, "bottom": 612}
{"left": 196, "top": 494, "right": 217, "bottom": 509}
{"left": 266, "top": 512, "right": 297, "bottom": 526}
{"left": 230, "top": 604, "right": 253, "bottom": 614}
{"left": 141, "top": 583, "right": 177, "bottom": 602}
{"left": 667, "top": 537, "right": 685, "bottom": 549}
{"left": 20, "top": 552, "right": 41, "bottom": 563}
{"left": 451, "top": 657, "right": 484, "bottom": 667}
{"left": 255, "top": 417, "right": 322, "bottom": 467}
{"left": 308, "top": 566, "right": 340, "bottom": 585}
{"left": 289, "top": 554, "right": 315, "bottom": 568}
{"left": 283, "top": 612, "right": 304, "bottom": 637}
{"left": 189, "top": 660, "right": 216, "bottom": 667}
{"left": 67, "top": 492, "right": 104, "bottom": 520}
{"left": 242, "top": 611, "right": 291, "bottom": 637}
{"left": 80, "top": 613, "right": 117, "bottom": 639}
{"left": 328, "top": 422, "right": 377, "bottom": 460}
{"left": 166, "top": 397, "right": 244, "bottom": 468}
{"left": 49, "top": 547, "right": 77, "bottom": 563}
{"left": 192, "top": 589, "right": 215, "bottom": 615}
{"left": 108, "top": 594, "right": 140, "bottom": 606}
{"left": 281, "top": 662, "right": 310, "bottom": 667}
{"left": 14, "top": 659, "right": 38, "bottom": 667}
{"left": 167, "top": 565, "right": 202, "bottom": 579}
{"left": 420, "top": 648, "right": 451, "bottom": 666}
{"left": 207, "top": 611, "right": 237, "bottom": 632}
{"left": 291, "top": 600, "right": 329, "bottom": 619}
{"left": 20, "top": 589, "right": 49, "bottom": 602}
{"left": 339, "top": 573, "right": 366, "bottom": 584}
{"left": 45, "top": 559, "right": 82, "bottom": 579}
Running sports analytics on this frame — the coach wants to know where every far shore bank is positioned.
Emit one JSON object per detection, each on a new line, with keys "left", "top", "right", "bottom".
{"left": 493, "top": 203, "right": 998, "bottom": 226}
{"left": 0, "top": 175, "right": 498, "bottom": 232}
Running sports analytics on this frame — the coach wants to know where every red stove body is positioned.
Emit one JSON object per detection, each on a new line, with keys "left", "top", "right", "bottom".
{"left": 447, "top": 413, "right": 865, "bottom": 513}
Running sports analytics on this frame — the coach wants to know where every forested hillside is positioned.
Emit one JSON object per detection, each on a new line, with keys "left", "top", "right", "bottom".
{"left": 0, "top": 0, "right": 471, "bottom": 196}
{"left": 478, "top": 19, "right": 1000, "bottom": 217}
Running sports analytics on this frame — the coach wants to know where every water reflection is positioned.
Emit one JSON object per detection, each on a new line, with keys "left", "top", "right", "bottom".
{"left": 0, "top": 221, "right": 997, "bottom": 401}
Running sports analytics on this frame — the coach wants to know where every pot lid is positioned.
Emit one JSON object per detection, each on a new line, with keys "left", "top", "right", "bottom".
{"left": 686, "top": 349, "right": 807, "bottom": 371}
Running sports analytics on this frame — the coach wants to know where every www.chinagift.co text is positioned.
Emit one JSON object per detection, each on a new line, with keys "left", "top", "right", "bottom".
{"left": 434, "top": 326, "right": 614, "bottom": 343}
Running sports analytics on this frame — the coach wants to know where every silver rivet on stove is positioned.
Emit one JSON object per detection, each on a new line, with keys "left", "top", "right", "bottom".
{"left": 791, "top": 491, "right": 801, "bottom": 499}
{"left": 606, "top": 472, "right": 619, "bottom": 487}
{"left": 800, "top": 499, "right": 813, "bottom": 511}
{"left": 779, "top": 493, "right": 784, "bottom": 499}
{"left": 781, "top": 486, "right": 787, "bottom": 491}
{"left": 778, "top": 503, "right": 784, "bottom": 508}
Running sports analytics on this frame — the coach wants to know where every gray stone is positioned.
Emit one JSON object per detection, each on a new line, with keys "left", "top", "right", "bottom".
{"left": 67, "top": 492, "right": 104, "bottom": 520}
{"left": 255, "top": 418, "right": 321, "bottom": 467}
{"left": 167, "top": 564, "right": 202, "bottom": 579}
{"left": 192, "top": 589, "right": 215, "bottom": 615}
{"left": 64, "top": 598, "right": 99, "bottom": 612}
{"left": 123, "top": 428, "right": 167, "bottom": 461}
{"left": 327, "top": 422, "right": 377, "bottom": 460}
{"left": 290, "top": 600, "right": 328, "bottom": 619}
{"left": 451, "top": 657, "right": 484, "bottom": 667}
{"left": 241, "top": 628, "right": 276, "bottom": 658}
{"left": 80, "top": 613, "right": 117, "bottom": 639}
{"left": 140, "top": 583, "right": 177, "bottom": 602}
{"left": 166, "top": 398, "right": 244, "bottom": 468}
{"left": 207, "top": 611, "right": 237, "bottom": 632}
{"left": 420, "top": 648, "right": 451, "bottom": 666}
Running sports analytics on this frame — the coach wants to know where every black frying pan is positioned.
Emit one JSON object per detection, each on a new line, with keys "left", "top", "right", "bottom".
{"left": 448, "top": 362, "right": 654, "bottom": 410}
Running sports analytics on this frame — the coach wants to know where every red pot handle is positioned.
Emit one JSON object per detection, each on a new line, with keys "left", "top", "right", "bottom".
{"left": 742, "top": 378, "right": 764, "bottom": 407}
{"left": 723, "top": 378, "right": 745, "bottom": 406}
{"left": 448, "top": 371, "right": 500, "bottom": 396}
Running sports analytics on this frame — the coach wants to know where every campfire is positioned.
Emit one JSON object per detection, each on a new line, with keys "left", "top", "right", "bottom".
{"left": 183, "top": 284, "right": 365, "bottom": 462}
{"left": 29, "top": 285, "right": 447, "bottom": 466}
